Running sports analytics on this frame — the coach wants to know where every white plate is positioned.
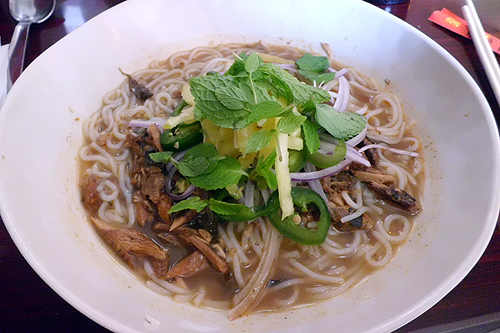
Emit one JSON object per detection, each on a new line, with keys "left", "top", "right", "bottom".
{"left": 1, "top": 0, "right": 499, "bottom": 332}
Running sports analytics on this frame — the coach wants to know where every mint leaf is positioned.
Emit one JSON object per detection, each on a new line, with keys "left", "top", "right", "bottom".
{"left": 296, "top": 53, "right": 330, "bottom": 73}
{"left": 298, "top": 70, "right": 336, "bottom": 85}
{"left": 245, "top": 52, "right": 264, "bottom": 74}
{"left": 226, "top": 56, "right": 247, "bottom": 78}
{"left": 173, "top": 143, "right": 220, "bottom": 177}
{"left": 277, "top": 113, "right": 306, "bottom": 134}
{"left": 249, "top": 80, "right": 274, "bottom": 104}
{"left": 191, "top": 60, "right": 274, "bottom": 129}
{"left": 208, "top": 199, "right": 252, "bottom": 216}
{"left": 296, "top": 53, "right": 336, "bottom": 85}
{"left": 258, "top": 149, "right": 277, "bottom": 170}
{"left": 190, "top": 74, "right": 251, "bottom": 129}
{"left": 173, "top": 143, "right": 247, "bottom": 190}
{"left": 251, "top": 150, "right": 278, "bottom": 190}
{"left": 174, "top": 156, "right": 212, "bottom": 177}
{"left": 208, "top": 198, "right": 279, "bottom": 222}
{"left": 301, "top": 119, "right": 320, "bottom": 153}
{"left": 255, "top": 168, "right": 277, "bottom": 190}
{"left": 247, "top": 101, "right": 288, "bottom": 124}
{"left": 148, "top": 151, "right": 173, "bottom": 163}
{"left": 261, "top": 64, "right": 330, "bottom": 105}
{"left": 215, "top": 85, "right": 252, "bottom": 110}
{"left": 315, "top": 104, "right": 366, "bottom": 139}
{"left": 168, "top": 197, "right": 208, "bottom": 214}
{"left": 246, "top": 130, "right": 274, "bottom": 154}
{"left": 188, "top": 155, "right": 247, "bottom": 190}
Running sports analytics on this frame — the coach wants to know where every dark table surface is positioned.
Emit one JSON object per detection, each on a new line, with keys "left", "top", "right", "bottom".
{"left": 1, "top": 0, "right": 499, "bottom": 332}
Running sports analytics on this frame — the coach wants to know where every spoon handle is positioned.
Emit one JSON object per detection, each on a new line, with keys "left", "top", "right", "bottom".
{"left": 7, "top": 21, "right": 31, "bottom": 90}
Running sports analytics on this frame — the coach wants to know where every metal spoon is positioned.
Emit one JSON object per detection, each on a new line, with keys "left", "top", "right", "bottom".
{"left": 7, "top": 0, "right": 56, "bottom": 90}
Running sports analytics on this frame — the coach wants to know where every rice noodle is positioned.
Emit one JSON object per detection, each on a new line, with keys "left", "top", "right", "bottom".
{"left": 78, "top": 42, "right": 424, "bottom": 318}
{"left": 228, "top": 220, "right": 282, "bottom": 320}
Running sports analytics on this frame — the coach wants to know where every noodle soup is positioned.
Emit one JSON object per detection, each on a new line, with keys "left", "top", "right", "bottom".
{"left": 78, "top": 42, "right": 423, "bottom": 319}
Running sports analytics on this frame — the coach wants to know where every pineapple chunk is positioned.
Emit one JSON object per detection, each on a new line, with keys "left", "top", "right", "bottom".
{"left": 181, "top": 83, "right": 196, "bottom": 106}
{"left": 201, "top": 119, "right": 239, "bottom": 158}
{"left": 256, "top": 52, "right": 295, "bottom": 65}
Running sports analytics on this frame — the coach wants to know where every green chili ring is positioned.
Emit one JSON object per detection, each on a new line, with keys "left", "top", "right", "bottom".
{"left": 307, "top": 139, "right": 346, "bottom": 169}
{"left": 161, "top": 121, "right": 203, "bottom": 151}
{"left": 288, "top": 149, "right": 307, "bottom": 173}
{"left": 267, "top": 187, "right": 331, "bottom": 245}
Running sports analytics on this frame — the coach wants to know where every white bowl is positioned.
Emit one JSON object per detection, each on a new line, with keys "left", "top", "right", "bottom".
{"left": 1, "top": 0, "right": 499, "bottom": 332}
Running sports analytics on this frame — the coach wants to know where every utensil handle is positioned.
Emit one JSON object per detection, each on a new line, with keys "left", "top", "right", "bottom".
{"left": 7, "top": 21, "right": 31, "bottom": 90}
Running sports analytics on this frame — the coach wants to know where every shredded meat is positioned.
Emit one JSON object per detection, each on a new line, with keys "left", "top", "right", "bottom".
{"left": 157, "top": 193, "right": 173, "bottom": 225}
{"left": 133, "top": 192, "right": 154, "bottom": 227}
{"left": 361, "top": 138, "right": 380, "bottom": 167}
{"left": 165, "top": 251, "right": 208, "bottom": 280}
{"left": 125, "top": 133, "right": 145, "bottom": 157}
{"left": 156, "top": 233, "right": 181, "bottom": 246}
{"left": 173, "top": 226, "right": 201, "bottom": 247}
{"left": 350, "top": 167, "right": 396, "bottom": 185}
{"left": 125, "top": 132, "right": 172, "bottom": 228}
{"left": 150, "top": 256, "right": 170, "bottom": 280}
{"left": 321, "top": 171, "right": 360, "bottom": 226}
{"left": 329, "top": 206, "right": 354, "bottom": 222}
{"left": 90, "top": 217, "right": 169, "bottom": 270}
{"left": 188, "top": 235, "right": 230, "bottom": 275}
{"left": 348, "top": 140, "right": 421, "bottom": 215}
{"left": 170, "top": 209, "right": 198, "bottom": 231}
{"left": 81, "top": 174, "right": 102, "bottom": 213}
{"left": 366, "top": 182, "right": 421, "bottom": 214}
{"left": 171, "top": 227, "right": 230, "bottom": 275}
{"left": 147, "top": 124, "right": 163, "bottom": 152}
{"left": 140, "top": 166, "right": 164, "bottom": 204}
{"left": 121, "top": 131, "right": 228, "bottom": 281}
{"left": 334, "top": 213, "right": 374, "bottom": 232}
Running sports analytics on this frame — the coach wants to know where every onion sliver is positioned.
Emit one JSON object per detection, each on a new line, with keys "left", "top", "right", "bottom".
{"left": 128, "top": 118, "right": 167, "bottom": 130}
{"left": 347, "top": 127, "right": 367, "bottom": 147}
{"left": 319, "top": 127, "right": 368, "bottom": 148}
{"left": 304, "top": 163, "right": 330, "bottom": 206}
{"left": 359, "top": 143, "right": 419, "bottom": 157}
{"left": 290, "top": 159, "right": 352, "bottom": 181}
{"left": 165, "top": 164, "right": 196, "bottom": 201}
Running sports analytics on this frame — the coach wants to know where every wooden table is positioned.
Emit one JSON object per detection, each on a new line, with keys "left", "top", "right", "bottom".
{"left": 0, "top": 0, "right": 499, "bottom": 331}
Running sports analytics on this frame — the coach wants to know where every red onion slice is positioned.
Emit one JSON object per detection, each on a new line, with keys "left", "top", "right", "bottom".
{"left": 165, "top": 166, "right": 196, "bottom": 201}
{"left": 359, "top": 144, "right": 420, "bottom": 157}
{"left": 164, "top": 149, "right": 189, "bottom": 174}
{"left": 304, "top": 163, "right": 330, "bottom": 206}
{"left": 290, "top": 159, "right": 352, "bottom": 181}
{"left": 333, "top": 76, "right": 350, "bottom": 113}
{"left": 346, "top": 127, "right": 368, "bottom": 147}
{"left": 334, "top": 68, "right": 348, "bottom": 78}
{"left": 128, "top": 118, "right": 168, "bottom": 132}
{"left": 318, "top": 126, "right": 368, "bottom": 149}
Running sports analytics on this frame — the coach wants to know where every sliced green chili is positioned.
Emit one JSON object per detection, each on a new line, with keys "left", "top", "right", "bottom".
{"left": 288, "top": 149, "right": 307, "bottom": 173}
{"left": 267, "top": 187, "right": 331, "bottom": 245}
{"left": 172, "top": 99, "right": 189, "bottom": 117}
{"left": 161, "top": 121, "right": 203, "bottom": 151}
{"left": 307, "top": 139, "right": 346, "bottom": 169}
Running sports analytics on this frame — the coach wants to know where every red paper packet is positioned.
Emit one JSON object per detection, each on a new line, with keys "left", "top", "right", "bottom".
{"left": 429, "top": 8, "right": 500, "bottom": 55}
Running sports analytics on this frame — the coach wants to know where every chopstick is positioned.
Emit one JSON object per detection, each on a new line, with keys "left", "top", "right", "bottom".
{"left": 462, "top": 1, "right": 500, "bottom": 230}
{"left": 462, "top": 0, "right": 500, "bottom": 105}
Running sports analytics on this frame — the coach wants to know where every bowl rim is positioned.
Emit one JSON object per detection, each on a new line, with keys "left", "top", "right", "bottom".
{"left": 1, "top": 0, "right": 499, "bottom": 332}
